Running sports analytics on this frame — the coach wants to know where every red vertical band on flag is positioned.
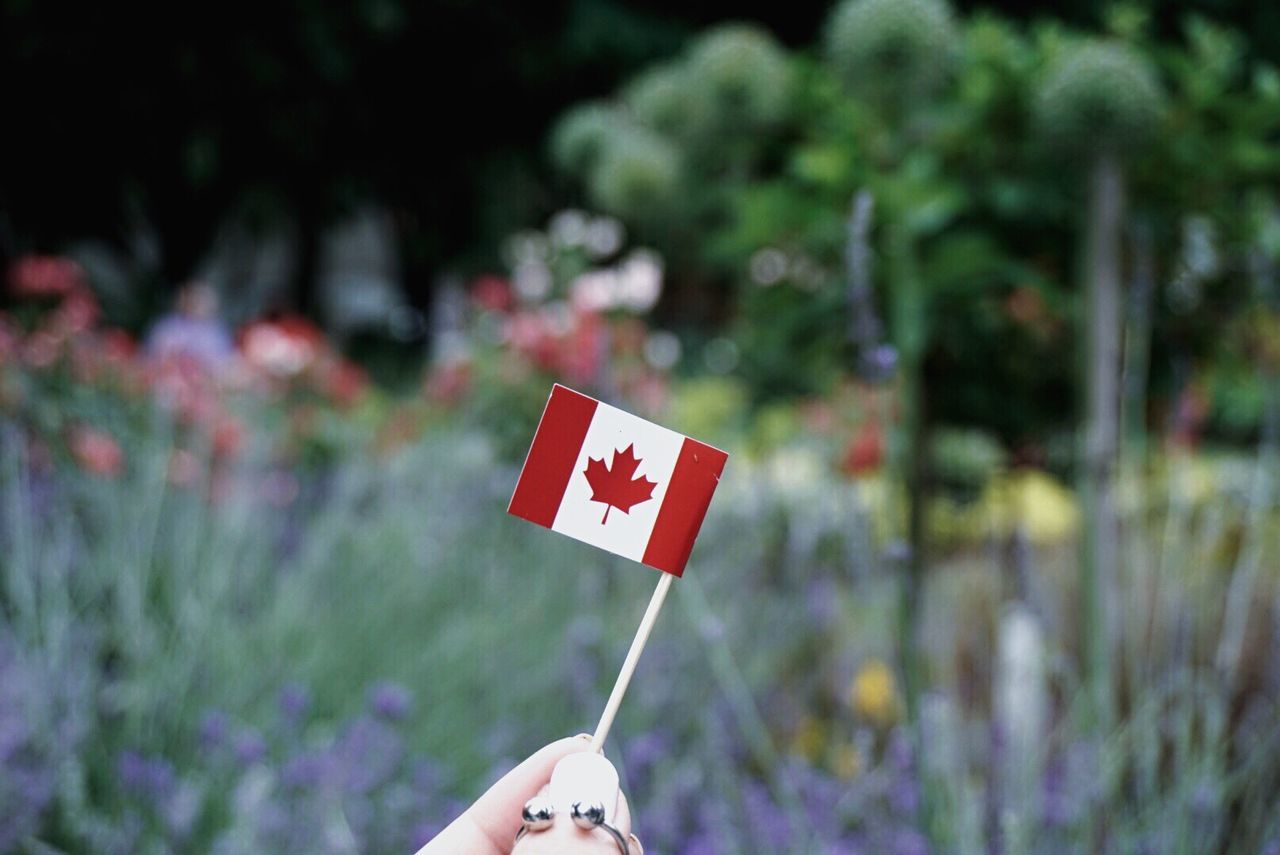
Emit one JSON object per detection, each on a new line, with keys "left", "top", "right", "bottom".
{"left": 508, "top": 385, "right": 598, "bottom": 527}
{"left": 642, "top": 438, "right": 728, "bottom": 576}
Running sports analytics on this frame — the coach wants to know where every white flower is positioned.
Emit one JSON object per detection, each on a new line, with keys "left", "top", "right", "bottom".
{"left": 513, "top": 261, "right": 552, "bottom": 302}
{"left": 616, "top": 250, "right": 663, "bottom": 311}
{"left": 585, "top": 216, "right": 625, "bottom": 258}
{"left": 750, "top": 248, "right": 788, "bottom": 285}
{"left": 504, "top": 230, "right": 549, "bottom": 267}
{"left": 570, "top": 269, "right": 618, "bottom": 312}
{"left": 643, "top": 330, "right": 681, "bottom": 370}
{"left": 995, "top": 603, "right": 1047, "bottom": 832}
{"left": 549, "top": 209, "right": 590, "bottom": 248}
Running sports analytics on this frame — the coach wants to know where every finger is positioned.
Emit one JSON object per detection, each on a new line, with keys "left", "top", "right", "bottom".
{"left": 614, "top": 789, "right": 646, "bottom": 854}
{"left": 511, "top": 817, "right": 632, "bottom": 855}
{"left": 614, "top": 789, "right": 644, "bottom": 853}
{"left": 613, "top": 789, "right": 632, "bottom": 838}
{"left": 467, "top": 736, "right": 596, "bottom": 840}
{"left": 512, "top": 775, "right": 637, "bottom": 855}
{"left": 416, "top": 735, "right": 592, "bottom": 855}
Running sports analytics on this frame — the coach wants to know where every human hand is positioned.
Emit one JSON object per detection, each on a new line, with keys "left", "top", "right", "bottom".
{"left": 416, "top": 735, "right": 642, "bottom": 855}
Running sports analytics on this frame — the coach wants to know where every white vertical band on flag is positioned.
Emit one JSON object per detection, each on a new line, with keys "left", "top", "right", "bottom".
{"left": 550, "top": 401, "right": 685, "bottom": 562}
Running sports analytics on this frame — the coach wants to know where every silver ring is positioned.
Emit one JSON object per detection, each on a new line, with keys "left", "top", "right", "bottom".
{"left": 514, "top": 798, "right": 631, "bottom": 854}
{"left": 522, "top": 796, "right": 555, "bottom": 831}
{"left": 572, "top": 801, "right": 630, "bottom": 854}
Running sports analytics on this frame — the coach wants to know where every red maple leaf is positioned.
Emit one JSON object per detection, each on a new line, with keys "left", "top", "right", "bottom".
{"left": 583, "top": 444, "right": 658, "bottom": 524}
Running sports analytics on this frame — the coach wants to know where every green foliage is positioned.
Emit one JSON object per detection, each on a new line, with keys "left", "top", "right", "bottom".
{"left": 683, "top": 24, "right": 794, "bottom": 137}
{"left": 545, "top": 3, "right": 1280, "bottom": 452}
{"left": 1034, "top": 40, "right": 1166, "bottom": 157}
{"left": 586, "top": 125, "right": 682, "bottom": 222}
{"left": 553, "top": 22, "right": 799, "bottom": 266}
{"left": 735, "top": 280, "right": 848, "bottom": 403}
{"left": 549, "top": 101, "right": 625, "bottom": 175}
{"left": 665, "top": 375, "right": 750, "bottom": 444}
{"left": 930, "top": 426, "right": 1007, "bottom": 494}
{"left": 825, "top": 0, "right": 959, "bottom": 103}
{"left": 625, "top": 62, "right": 699, "bottom": 138}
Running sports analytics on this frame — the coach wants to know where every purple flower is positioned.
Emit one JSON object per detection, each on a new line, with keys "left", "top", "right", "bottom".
{"left": 163, "top": 781, "right": 202, "bottom": 838}
{"left": 682, "top": 833, "right": 720, "bottom": 855}
{"left": 889, "top": 828, "right": 930, "bottom": 855}
{"left": 335, "top": 717, "right": 404, "bottom": 793}
{"left": 623, "top": 731, "right": 670, "bottom": 781}
{"left": 805, "top": 576, "right": 840, "bottom": 628}
{"left": 0, "top": 709, "right": 32, "bottom": 762}
{"left": 860, "top": 344, "right": 898, "bottom": 382}
{"left": 199, "top": 710, "right": 229, "bottom": 751}
{"left": 117, "top": 750, "right": 149, "bottom": 791}
{"left": 1042, "top": 755, "right": 1074, "bottom": 828}
{"left": 411, "top": 820, "right": 446, "bottom": 848}
{"left": 367, "top": 681, "right": 413, "bottom": 721}
{"left": 117, "top": 750, "right": 175, "bottom": 797}
{"left": 743, "top": 780, "right": 791, "bottom": 847}
{"left": 282, "top": 749, "right": 331, "bottom": 789}
{"left": 233, "top": 728, "right": 268, "bottom": 767}
{"left": 278, "top": 682, "right": 311, "bottom": 724}
{"left": 883, "top": 541, "right": 911, "bottom": 566}
{"left": 888, "top": 776, "right": 920, "bottom": 818}
{"left": 886, "top": 728, "right": 915, "bottom": 774}
{"left": 831, "top": 836, "right": 869, "bottom": 854}
{"left": 0, "top": 764, "right": 55, "bottom": 851}
{"left": 410, "top": 759, "right": 443, "bottom": 797}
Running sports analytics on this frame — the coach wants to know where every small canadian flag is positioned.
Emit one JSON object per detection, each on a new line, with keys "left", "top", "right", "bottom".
{"left": 508, "top": 384, "right": 728, "bottom": 577}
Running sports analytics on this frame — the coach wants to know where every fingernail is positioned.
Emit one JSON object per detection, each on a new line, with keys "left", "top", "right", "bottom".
{"left": 550, "top": 752, "right": 621, "bottom": 824}
{"left": 574, "top": 733, "right": 592, "bottom": 742}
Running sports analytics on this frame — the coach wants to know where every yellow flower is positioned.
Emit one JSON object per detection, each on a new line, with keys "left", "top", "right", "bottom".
{"left": 833, "top": 743, "right": 862, "bottom": 779}
{"left": 851, "top": 658, "right": 899, "bottom": 727}
{"left": 789, "top": 715, "right": 826, "bottom": 761}
{"left": 981, "top": 470, "right": 1079, "bottom": 545}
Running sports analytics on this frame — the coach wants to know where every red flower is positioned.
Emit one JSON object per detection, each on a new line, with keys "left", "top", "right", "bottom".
{"left": 321, "top": 359, "right": 367, "bottom": 409}
{"left": 504, "top": 310, "right": 562, "bottom": 373}
{"left": 49, "top": 288, "right": 100, "bottom": 335}
{"left": 470, "top": 275, "right": 513, "bottom": 313}
{"left": 168, "top": 449, "right": 201, "bottom": 487}
{"left": 7, "top": 255, "right": 87, "bottom": 299}
{"left": 424, "top": 358, "right": 471, "bottom": 406}
{"left": 69, "top": 426, "right": 124, "bottom": 478}
{"left": 22, "top": 331, "right": 62, "bottom": 369}
{"left": 69, "top": 338, "right": 103, "bottom": 384}
{"left": 564, "top": 309, "right": 605, "bottom": 385}
{"left": 240, "top": 317, "right": 325, "bottom": 378}
{"left": 212, "top": 417, "right": 245, "bottom": 459}
{"left": 101, "top": 329, "right": 137, "bottom": 365}
{"left": 0, "top": 313, "right": 19, "bottom": 361}
{"left": 148, "top": 356, "right": 217, "bottom": 425}
{"left": 840, "top": 422, "right": 884, "bottom": 477}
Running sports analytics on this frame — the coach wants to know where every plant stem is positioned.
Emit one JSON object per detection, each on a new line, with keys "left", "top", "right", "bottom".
{"left": 1080, "top": 151, "right": 1125, "bottom": 736}
{"left": 888, "top": 221, "right": 927, "bottom": 726}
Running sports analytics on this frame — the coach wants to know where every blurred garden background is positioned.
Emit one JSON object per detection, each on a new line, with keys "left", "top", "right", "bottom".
{"left": 3, "top": 0, "right": 1280, "bottom": 852}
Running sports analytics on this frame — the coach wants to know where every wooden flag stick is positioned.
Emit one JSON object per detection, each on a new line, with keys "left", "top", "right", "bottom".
{"left": 590, "top": 571, "right": 675, "bottom": 752}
